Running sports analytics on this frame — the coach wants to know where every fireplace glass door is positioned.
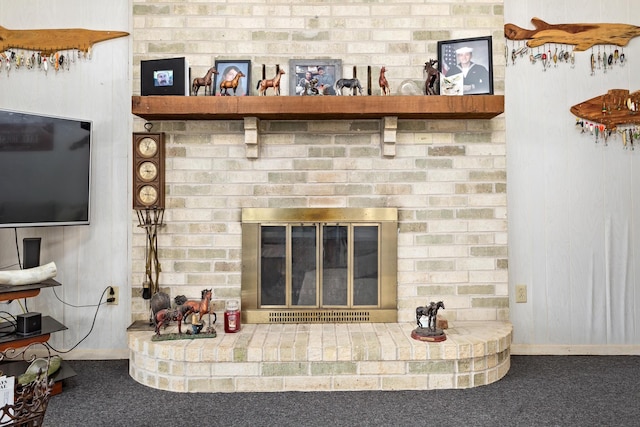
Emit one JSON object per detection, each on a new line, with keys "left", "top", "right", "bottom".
{"left": 242, "top": 207, "right": 397, "bottom": 323}
{"left": 259, "top": 224, "right": 379, "bottom": 309}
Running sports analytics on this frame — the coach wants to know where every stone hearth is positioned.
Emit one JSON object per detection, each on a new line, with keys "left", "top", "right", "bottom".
{"left": 128, "top": 321, "right": 512, "bottom": 392}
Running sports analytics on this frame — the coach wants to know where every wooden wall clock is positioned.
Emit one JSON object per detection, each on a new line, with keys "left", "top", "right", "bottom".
{"left": 133, "top": 132, "right": 165, "bottom": 209}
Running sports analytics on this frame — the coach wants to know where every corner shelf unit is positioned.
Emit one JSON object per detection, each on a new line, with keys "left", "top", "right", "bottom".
{"left": 131, "top": 95, "right": 504, "bottom": 158}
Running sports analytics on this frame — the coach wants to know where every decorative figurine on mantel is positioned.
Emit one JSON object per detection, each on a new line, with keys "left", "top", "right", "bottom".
{"left": 424, "top": 59, "right": 440, "bottom": 95}
{"left": 379, "top": 66, "right": 390, "bottom": 96}
{"left": 412, "top": 300, "right": 446, "bottom": 342}
{"left": 257, "top": 67, "right": 285, "bottom": 96}
{"left": 219, "top": 70, "right": 245, "bottom": 96}
{"left": 334, "top": 77, "right": 363, "bottom": 96}
{"left": 192, "top": 66, "right": 218, "bottom": 96}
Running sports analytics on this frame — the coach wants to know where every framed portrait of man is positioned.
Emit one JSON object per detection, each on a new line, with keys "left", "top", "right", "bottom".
{"left": 289, "top": 59, "right": 342, "bottom": 96}
{"left": 437, "top": 36, "right": 493, "bottom": 95}
{"left": 140, "top": 57, "right": 189, "bottom": 96}
{"left": 214, "top": 60, "right": 251, "bottom": 96}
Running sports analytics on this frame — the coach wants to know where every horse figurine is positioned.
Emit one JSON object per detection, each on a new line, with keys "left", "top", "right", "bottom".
{"left": 219, "top": 71, "right": 245, "bottom": 96}
{"left": 257, "top": 68, "right": 285, "bottom": 96}
{"left": 191, "top": 66, "right": 218, "bottom": 96}
{"left": 176, "top": 288, "right": 212, "bottom": 322}
{"left": 334, "top": 78, "right": 363, "bottom": 96}
{"left": 424, "top": 59, "right": 439, "bottom": 95}
{"left": 416, "top": 301, "right": 445, "bottom": 331}
{"left": 150, "top": 291, "right": 185, "bottom": 336}
{"left": 379, "top": 66, "right": 390, "bottom": 96}
{"left": 153, "top": 308, "right": 184, "bottom": 336}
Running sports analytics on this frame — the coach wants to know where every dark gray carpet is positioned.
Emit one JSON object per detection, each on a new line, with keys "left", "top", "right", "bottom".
{"left": 44, "top": 356, "right": 640, "bottom": 427}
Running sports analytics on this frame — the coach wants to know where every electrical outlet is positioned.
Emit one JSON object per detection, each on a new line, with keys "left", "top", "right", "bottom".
{"left": 515, "top": 284, "right": 527, "bottom": 303}
{"left": 108, "top": 286, "right": 119, "bottom": 305}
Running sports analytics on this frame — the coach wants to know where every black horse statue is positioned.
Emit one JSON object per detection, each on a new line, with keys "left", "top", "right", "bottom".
{"left": 416, "top": 301, "right": 445, "bottom": 331}
{"left": 334, "top": 78, "right": 363, "bottom": 96}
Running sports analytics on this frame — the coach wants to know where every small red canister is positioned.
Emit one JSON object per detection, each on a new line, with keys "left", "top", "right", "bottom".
{"left": 224, "top": 299, "right": 241, "bottom": 333}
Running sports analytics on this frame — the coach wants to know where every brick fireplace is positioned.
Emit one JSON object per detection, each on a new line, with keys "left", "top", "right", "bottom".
{"left": 130, "top": 0, "right": 509, "bottom": 392}
{"left": 127, "top": 112, "right": 512, "bottom": 392}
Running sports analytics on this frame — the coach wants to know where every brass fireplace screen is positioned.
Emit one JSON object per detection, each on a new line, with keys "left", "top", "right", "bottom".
{"left": 241, "top": 208, "right": 397, "bottom": 323}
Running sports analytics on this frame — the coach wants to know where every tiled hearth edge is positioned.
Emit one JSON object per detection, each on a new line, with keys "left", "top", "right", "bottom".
{"left": 128, "top": 321, "right": 512, "bottom": 393}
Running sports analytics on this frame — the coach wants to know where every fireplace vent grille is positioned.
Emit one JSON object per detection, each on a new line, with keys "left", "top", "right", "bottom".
{"left": 268, "top": 311, "right": 371, "bottom": 323}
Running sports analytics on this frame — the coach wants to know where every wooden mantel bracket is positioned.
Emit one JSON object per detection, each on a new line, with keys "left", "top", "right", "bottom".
{"left": 244, "top": 117, "right": 260, "bottom": 159}
{"left": 381, "top": 116, "right": 397, "bottom": 157}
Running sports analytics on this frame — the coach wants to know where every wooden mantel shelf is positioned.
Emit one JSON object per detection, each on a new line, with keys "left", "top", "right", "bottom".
{"left": 131, "top": 95, "right": 504, "bottom": 121}
{"left": 132, "top": 95, "right": 504, "bottom": 159}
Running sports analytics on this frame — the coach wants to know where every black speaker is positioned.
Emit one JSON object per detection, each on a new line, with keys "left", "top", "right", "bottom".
{"left": 23, "top": 238, "right": 41, "bottom": 269}
{"left": 16, "top": 312, "right": 42, "bottom": 336}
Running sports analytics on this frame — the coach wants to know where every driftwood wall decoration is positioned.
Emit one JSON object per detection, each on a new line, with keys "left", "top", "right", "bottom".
{"left": 571, "top": 89, "right": 640, "bottom": 130}
{"left": 0, "top": 25, "right": 129, "bottom": 54}
{"left": 504, "top": 17, "right": 640, "bottom": 51}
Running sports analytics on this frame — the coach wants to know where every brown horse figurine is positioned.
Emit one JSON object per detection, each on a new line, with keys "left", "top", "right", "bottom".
{"left": 379, "top": 66, "right": 390, "bottom": 96}
{"left": 192, "top": 67, "right": 218, "bottom": 96}
{"left": 257, "top": 68, "right": 285, "bottom": 96}
{"left": 424, "top": 59, "right": 439, "bottom": 95}
{"left": 153, "top": 308, "right": 184, "bottom": 336}
{"left": 219, "top": 71, "right": 245, "bottom": 96}
{"left": 177, "top": 288, "right": 212, "bottom": 322}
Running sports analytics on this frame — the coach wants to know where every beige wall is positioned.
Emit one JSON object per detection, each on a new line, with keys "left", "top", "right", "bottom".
{"left": 132, "top": 1, "right": 507, "bottom": 324}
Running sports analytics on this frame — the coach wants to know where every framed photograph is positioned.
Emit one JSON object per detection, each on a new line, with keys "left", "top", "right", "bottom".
{"left": 214, "top": 60, "right": 251, "bottom": 96}
{"left": 437, "top": 36, "right": 493, "bottom": 95}
{"left": 289, "top": 59, "right": 342, "bottom": 96}
{"left": 141, "top": 57, "right": 190, "bottom": 96}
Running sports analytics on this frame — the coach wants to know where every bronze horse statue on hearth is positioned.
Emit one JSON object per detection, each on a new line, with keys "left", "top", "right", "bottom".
{"left": 416, "top": 300, "right": 445, "bottom": 331}
{"left": 175, "top": 288, "right": 212, "bottom": 323}
{"left": 151, "top": 292, "right": 185, "bottom": 336}
{"left": 153, "top": 308, "right": 184, "bottom": 336}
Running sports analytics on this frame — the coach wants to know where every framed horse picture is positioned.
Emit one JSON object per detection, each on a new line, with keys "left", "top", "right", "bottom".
{"left": 214, "top": 60, "right": 251, "bottom": 96}
{"left": 437, "top": 36, "right": 493, "bottom": 95}
{"left": 289, "top": 59, "right": 342, "bottom": 96}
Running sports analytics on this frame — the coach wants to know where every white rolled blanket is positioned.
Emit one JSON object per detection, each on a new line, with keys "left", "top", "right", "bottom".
{"left": 0, "top": 262, "right": 57, "bottom": 286}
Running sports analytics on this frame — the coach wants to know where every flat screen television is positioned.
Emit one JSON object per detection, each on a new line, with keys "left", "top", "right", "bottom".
{"left": 0, "top": 109, "right": 92, "bottom": 228}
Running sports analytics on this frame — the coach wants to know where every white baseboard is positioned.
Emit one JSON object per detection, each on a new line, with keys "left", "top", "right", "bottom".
{"left": 511, "top": 344, "right": 640, "bottom": 356}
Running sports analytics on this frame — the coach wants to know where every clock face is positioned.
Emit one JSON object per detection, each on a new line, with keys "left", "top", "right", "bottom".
{"left": 138, "top": 185, "right": 158, "bottom": 205}
{"left": 138, "top": 161, "right": 158, "bottom": 181}
{"left": 138, "top": 137, "right": 158, "bottom": 157}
